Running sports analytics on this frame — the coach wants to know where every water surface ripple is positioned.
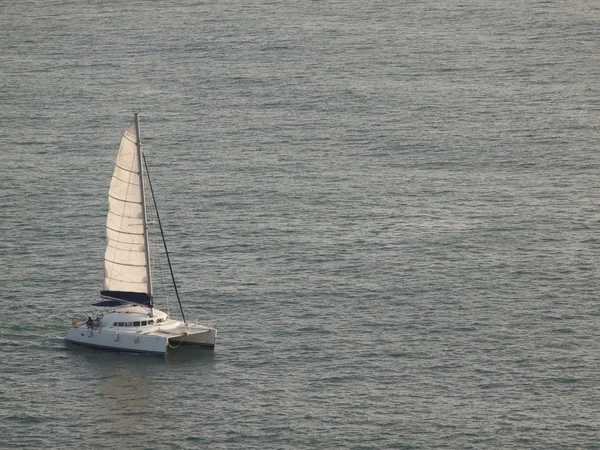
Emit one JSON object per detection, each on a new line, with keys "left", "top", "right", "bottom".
{"left": 1, "top": 1, "right": 599, "bottom": 448}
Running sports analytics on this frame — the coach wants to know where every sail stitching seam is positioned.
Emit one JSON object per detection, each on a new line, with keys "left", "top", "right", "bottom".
{"left": 122, "top": 133, "right": 136, "bottom": 145}
{"left": 106, "top": 225, "right": 144, "bottom": 236}
{"left": 108, "top": 193, "right": 142, "bottom": 205}
{"left": 114, "top": 161, "right": 139, "bottom": 175}
{"left": 112, "top": 171, "right": 141, "bottom": 186}
{"left": 104, "top": 258, "right": 146, "bottom": 268}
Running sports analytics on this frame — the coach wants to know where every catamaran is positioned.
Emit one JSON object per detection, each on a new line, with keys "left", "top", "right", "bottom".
{"left": 65, "top": 113, "right": 216, "bottom": 355}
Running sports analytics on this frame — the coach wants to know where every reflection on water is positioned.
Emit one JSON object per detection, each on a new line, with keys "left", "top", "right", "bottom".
{"left": 98, "top": 361, "right": 155, "bottom": 435}
{"left": 76, "top": 351, "right": 163, "bottom": 438}
{"left": 64, "top": 341, "right": 216, "bottom": 367}
{"left": 64, "top": 344, "right": 215, "bottom": 440}
{"left": 165, "top": 346, "right": 216, "bottom": 366}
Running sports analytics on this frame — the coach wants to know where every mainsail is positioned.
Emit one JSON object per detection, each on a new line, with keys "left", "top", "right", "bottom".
{"left": 97, "top": 117, "right": 152, "bottom": 306}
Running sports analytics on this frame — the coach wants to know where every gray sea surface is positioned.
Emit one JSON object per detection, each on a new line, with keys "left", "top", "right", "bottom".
{"left": 1, "top": 0, "right": 600, "bottom": 448}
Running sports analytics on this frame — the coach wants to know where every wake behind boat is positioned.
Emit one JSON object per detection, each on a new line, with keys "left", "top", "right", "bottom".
{"left": 65, "top": 113, "right": 216, "bottom": 355}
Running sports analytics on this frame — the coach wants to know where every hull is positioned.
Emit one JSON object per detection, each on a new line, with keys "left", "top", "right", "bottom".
{"left": 168, "top": 326, "right": 217, "bottom": 348}
{"left": 65, "top": 327, "right": 169, "bottom": 355}
{"left": 65, "top": 306, "right": 217, "bottom": 355}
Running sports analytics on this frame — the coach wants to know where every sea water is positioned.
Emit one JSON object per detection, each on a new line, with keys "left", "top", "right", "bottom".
{"left": 1, "top": 1, "right": 599, "bottom": 448}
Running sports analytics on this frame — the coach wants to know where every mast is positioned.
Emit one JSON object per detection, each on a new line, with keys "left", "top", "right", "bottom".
{"left": 134, "top": 113, "right": 153, "bottom": 305}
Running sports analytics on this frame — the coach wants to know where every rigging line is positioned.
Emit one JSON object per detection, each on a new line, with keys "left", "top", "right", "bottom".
{"left": 147, "top": 189, "right": 170, "bottom": 316}
{"left": 142, "top": 153, "right": 187, "bottom": 323}
{"left": 157, "top": 224, "right": 172, "bottom": 317}
{"left": 168, "top": 338, "right": 184, "bottom": 349}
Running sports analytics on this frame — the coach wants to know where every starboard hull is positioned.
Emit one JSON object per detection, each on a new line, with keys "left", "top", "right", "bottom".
{"left": 167, "top": 328, "right": 217, "bottom": 348}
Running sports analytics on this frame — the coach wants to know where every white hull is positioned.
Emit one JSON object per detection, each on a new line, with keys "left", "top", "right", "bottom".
{"left": 65, "top": 306, "right": 216, "bottom": 355}
{"left": 65, "top": 326, "right": 169, "bottom": 355}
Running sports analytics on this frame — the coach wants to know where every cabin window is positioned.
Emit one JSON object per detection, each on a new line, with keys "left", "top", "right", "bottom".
{"left": 113, "top": 322, "right": 118, "bottom": 327}
{"left": 148, "top": 320, "right": 154, "bottom": 325}
{"left": 118, "top": 322, "right": 124, "bottom": 327}
{"left": 133, "top": 321, "right": 140, "bottom": 327}
{"left": 141, "top": 321, "right": 147, "bottom": 326}
{"left": 126, "top": 322, "right": 132, "bottom": 327}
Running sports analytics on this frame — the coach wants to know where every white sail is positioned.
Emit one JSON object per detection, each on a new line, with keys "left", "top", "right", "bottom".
{"left": 102, "top": 121, "right": 150, "bottom": 299}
